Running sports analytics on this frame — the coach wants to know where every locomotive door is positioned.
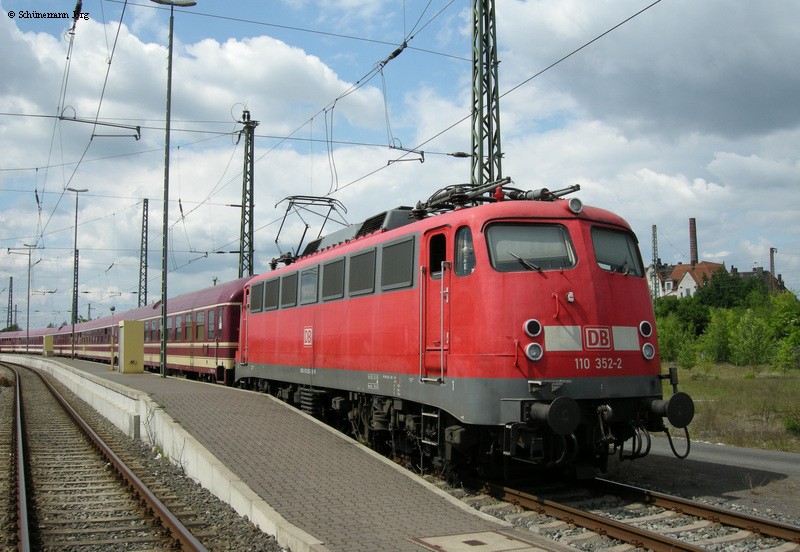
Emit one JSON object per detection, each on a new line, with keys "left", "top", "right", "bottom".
{"left": 421, "top": 231, "right": 451, "bottom": 382}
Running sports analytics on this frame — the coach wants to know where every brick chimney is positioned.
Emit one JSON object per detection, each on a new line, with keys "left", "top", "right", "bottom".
{"left": 689, "top": 218, "right": 698, "bottom": 266}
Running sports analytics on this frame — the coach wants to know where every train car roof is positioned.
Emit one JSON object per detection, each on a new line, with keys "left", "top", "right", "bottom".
{"left": 250, "top": 195, "right": 634, "bottom": 284}
{"left": 40, "top": 276, "right": 254, "bottom": 336}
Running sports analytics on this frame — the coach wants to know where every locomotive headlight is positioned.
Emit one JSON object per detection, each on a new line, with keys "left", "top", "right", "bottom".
{"left": 642, "top": 342, "right": 656, "bottom": 360}
{"left": 639, "top": 321, "right": 653, "bottom": 338}
{"left": 567, "top": 197, "right": 583, "bottom": 214}
{"left": 523, "top": 319, "right": 542, "bottom": 337}
{"left": 525, "top": 343, "right": 544, "bottom": 361}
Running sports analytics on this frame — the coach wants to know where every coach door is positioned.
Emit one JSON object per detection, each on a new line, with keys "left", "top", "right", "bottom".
{"left": 421, "top": 230, "right": 451, "bottom": 382}
{"left": 240, "top": 286, "right": 251, "bottom": 365}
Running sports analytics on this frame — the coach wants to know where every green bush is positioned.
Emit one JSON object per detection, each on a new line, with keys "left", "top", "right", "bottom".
{"left": 730, "top": 309, "right": 774, "bottom": 371}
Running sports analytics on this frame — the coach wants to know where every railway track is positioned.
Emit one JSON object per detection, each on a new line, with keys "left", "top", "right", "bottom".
{"left": 463, "top": 475, "right": 800, "bottom": 551}
{"left": 3, "top": 361, "right": 206, "bottom": 551}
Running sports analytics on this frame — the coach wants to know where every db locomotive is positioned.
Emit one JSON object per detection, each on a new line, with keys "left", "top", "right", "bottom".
{"left": 1, "top": 181, "right": 694, "bottom": 474}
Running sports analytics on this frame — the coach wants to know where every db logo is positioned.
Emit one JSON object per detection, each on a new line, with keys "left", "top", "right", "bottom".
{"left": 303, "top": 327, "right": 313, "bottom": 348}
{"left": 584, "top": 326, "right": 612, "bottom": 350}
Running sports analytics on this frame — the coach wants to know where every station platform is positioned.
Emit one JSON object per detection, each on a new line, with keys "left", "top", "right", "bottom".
{"left": 6, "top": 355, "right": 566, "bottom": 552}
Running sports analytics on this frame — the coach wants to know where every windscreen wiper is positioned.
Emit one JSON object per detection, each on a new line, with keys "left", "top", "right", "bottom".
{"left": 507, "top": 250, "right": 542, "bottom": 272}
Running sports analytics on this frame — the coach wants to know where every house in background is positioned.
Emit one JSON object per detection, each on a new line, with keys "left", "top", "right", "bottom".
{"left": 647, "top": 261, "right": 725, "bottom": 299}
{"left": 646, "top": 218, "right": 784, "bottom": 300}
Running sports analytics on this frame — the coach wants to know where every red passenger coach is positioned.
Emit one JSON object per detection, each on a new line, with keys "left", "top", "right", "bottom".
{"left": 236, "top": 183, "right": 694, "bottom": 474}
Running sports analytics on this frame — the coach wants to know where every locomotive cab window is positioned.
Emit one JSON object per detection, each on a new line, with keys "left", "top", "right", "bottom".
{"left": 429, "top": 233, "right": 446, "bottom": 279}
{"left": 591, "top": 227, "right": 644, "bottom": 277}
{"left": 454, "top": 226, "right": 475, "bottom": 276}
{"left": 486, "top": 223, "right": 576, "bottom": 272}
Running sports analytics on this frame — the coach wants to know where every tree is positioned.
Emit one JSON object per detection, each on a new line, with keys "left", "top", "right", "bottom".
{"left": 696, "top": 269, "right": 768, "bottom": 309}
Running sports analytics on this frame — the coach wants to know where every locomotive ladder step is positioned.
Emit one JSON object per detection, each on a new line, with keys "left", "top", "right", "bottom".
{"left": 420, "top": 408, "right": 440, "bottom": 446}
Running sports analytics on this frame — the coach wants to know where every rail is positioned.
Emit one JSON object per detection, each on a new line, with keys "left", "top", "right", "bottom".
{"left": 8, "top": 361, "right": 207, "bottom": 552}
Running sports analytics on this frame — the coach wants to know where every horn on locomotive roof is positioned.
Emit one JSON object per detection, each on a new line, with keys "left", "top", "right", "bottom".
{"left": 411, "top": 178, "right": 581, "bottom": 218}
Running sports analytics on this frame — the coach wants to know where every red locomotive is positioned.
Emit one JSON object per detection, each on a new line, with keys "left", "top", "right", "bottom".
{"left": 1, "top": 181, "right": 693, "bottom": 473}
{"left": 235, "top": 181, "right": 694, "bottom": 473}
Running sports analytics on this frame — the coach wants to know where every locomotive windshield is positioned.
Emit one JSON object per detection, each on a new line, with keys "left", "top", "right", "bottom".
{"left": 486, "top": 223, "right": 576, "bottom": 272}
{"left": 591, "top": 227, "right": 644, "bottom": 277}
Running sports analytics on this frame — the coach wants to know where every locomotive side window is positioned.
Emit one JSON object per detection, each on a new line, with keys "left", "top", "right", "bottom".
{"left": 322, "top": 258, "right": 345, "bottom": 301}
{"left": 591, "top": 227, "right": 644, "bottom": 277}
{"left": 349, "top": 249, "right": 376, "bottom": 296}
{"left": 300, "top": 267, "right": 319, "bottom": 305}
{"left": 381, "top": 237, "right": 415, "bottom": 290}
{"left": 207, "top": 310, "right": 215, "bottom": 340}
{"left": 250, "top": 282, "right": 264, "bottom": 313}
{"left": 429, "top": 233, "right": 446, "bottom": 278}
{"left": 454, "top": 226, "right": 475, "bottom": 276}
{"left": 264, "top": 279, "right": 279, "bottom": 310}
{"left": 486, "top": 224, "right": 576, "bottom": 272}
{"left": 281, "top": 273, "right": 298, "bottom": 308}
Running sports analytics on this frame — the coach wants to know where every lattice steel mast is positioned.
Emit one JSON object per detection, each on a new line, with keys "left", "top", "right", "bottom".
{"left": 6, "top": 277, "right": 11, "bottom": 329}
{"left": 471, "top": 0, "right": 503, "bottom": 189}
{"left": 239, "top": 110, "right": 259, "bottom": 278}
{"left": 138, "top": 198, "right": 149, "bottom": 307}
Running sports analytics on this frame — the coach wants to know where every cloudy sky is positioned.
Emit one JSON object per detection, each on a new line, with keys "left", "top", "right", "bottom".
{"left": 1, "top": 0, "right": 798, "bottom": 329}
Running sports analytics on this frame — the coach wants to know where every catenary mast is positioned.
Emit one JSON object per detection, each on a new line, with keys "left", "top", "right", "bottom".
{"left": 471, "top": 0, "right": 503, "bottom": 190}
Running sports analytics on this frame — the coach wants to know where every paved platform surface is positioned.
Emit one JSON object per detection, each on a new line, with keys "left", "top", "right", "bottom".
{"left": 43, "top": 358, "right": 562, "bottom": 552}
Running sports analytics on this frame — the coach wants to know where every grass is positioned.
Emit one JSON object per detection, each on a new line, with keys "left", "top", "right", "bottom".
{"left": 667, "top": 362, "right": 800, "bottom": 452}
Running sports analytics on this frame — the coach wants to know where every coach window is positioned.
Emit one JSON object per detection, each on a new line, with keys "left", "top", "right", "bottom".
{"left": 185, "top": 313, "right": 193, "bottom": 341}
{"left": 196, "top": 312, "right": 205, "bottom": 341}
{"left": 322, "top": 258, "right": 345, "bottom": 301}
{"left": 429, "top": 233, "right": 446, "bottom": 279}
{"left": 281, "top": 273, "right": 298, "bottom": 308}
{"left": 454, "top": 227, "right": 475, "bottom": 276}
{"left": 217, "top": 307, "right": 224, "bottom": 337}
{"left": 175, "top": 315, "right": 183, "bottom": 342}
{"left": 349, "top": 249, "right": 376, "bottom": 296}
{"left": 300, "top": 267, "right": 318, "bottom": 305}
{"left": 207, "top": 309, "right": 215, "bottom": 340}
{"left": 166, "top": 317, "right": 174, "bottom": 342}
{"left": 381, "top": 237, "right": 415, "bottom": 290}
